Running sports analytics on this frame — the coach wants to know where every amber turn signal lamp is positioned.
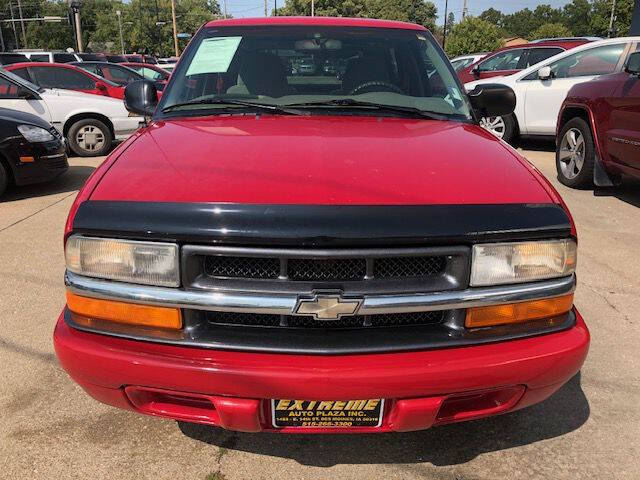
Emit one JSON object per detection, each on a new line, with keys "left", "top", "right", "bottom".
{"left": 66, "top": 291, "right": 182, "bottom": 330}
{"left": 465, "top": 294, "right": 574, "bottom": 328}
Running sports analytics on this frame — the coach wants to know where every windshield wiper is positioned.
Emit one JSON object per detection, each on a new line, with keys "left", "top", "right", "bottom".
{"left": 284, "top": 99, "right": 451, "bottom": 121}
{"left": 161, "top": 98, "right": 306, "bottom": 115}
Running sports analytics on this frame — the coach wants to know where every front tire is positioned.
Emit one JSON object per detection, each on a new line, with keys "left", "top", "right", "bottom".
{"left": 556, "top": 118, "right": 595, "bottom": 189}
{"left": 67, "top": 118, "right": 112, "bottom": 157}
{"left": 479, "top": 114, "right": 517, "bottom": 143}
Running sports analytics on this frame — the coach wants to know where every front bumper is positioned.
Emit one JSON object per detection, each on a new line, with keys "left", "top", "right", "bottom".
{"left": 5, "top": 138, "right": 68, "bottom": 186}
{"left": 54, "top": 308, "right": 589, "bottom": 433}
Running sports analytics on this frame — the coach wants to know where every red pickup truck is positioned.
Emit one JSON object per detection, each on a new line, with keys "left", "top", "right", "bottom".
{"left": 54, "top": 17, "right": 589, "bottom": 434}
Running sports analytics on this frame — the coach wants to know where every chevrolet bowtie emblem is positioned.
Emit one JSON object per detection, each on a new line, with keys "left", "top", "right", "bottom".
{"left": 294, "top": 294, "right": 362, "bottom": 320}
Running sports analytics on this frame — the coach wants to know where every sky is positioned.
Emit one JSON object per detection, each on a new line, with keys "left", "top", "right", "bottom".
{"left": 225, "top": 0, "right": 574, "bottom": 20}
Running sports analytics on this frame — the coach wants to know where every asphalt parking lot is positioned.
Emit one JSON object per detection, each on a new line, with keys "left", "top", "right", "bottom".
{"left": 1, "top": 145, "right": 639, "bottom": 480}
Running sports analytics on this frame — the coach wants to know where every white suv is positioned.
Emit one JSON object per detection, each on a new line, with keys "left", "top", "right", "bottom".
{"left": 0, "top": 69, "right": 142, "bottom": 156}
{"left": 466, "top": 37, "right": 640, "bottom": 143}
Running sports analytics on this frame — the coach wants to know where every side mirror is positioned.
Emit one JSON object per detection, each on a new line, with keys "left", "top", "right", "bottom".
{"left": 471, "top": 65, "right": 481, "bottom": 77}
{"left": 17, "top": 87, "right": 38, "bottom": 100}
{"left": 124, "top": 79, "right": 158, "bottom": 116}
{"left": 467, "top": 83, "right": 516, "bottom": 118}
{"left": 538, "top": 66, "right": 553, "bottom": 80}
{"left": 96, "top": 83, "right": 108, "bottom": 94}
{"left": 625, "top": 51, "right": 640, "bottom": 76}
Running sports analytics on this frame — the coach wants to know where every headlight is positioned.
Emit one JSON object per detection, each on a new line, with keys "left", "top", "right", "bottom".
{"left": 65, "top": 235, "right": 179, "bottom": 287}
{"left": 17, "top": 124, "right": 55, "bottom": 142}
{"left": 470, "top": 239, "right": 576, "bottom": 287}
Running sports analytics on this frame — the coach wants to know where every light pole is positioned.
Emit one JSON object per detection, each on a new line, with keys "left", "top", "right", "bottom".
{"left": 608, "top": 0, "right": 617, "bottom": 37}
{"left": 171, "top": 0, "right": 179, "bottom": 56}
{"left": 69, "top": 1, "right": 83, "bottom": 52}
{"left": 16, "top": 0, "right": 26, "bottom": 47}
{"left": 311, "top": 0, "right": 314, "bottom": 16}
{"left": 116, "top": 10, "right": 125, "bottom": 54}
{"left": 442, "top": 0, "right": 448, "bottom": 49}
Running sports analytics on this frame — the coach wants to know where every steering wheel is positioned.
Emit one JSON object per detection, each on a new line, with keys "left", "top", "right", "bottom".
{"left": 349, "top": 81, "right": 404, "bottom": 95}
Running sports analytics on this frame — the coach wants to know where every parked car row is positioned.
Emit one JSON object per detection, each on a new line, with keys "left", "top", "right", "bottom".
{"left": 0, "top": 69, "right": 142, "bottom": 158}
{"left": 10, "top": 50, "right": 163, "bottom": 65}
{"left": 455, "top": 36, "right": 640, "bottom": 189}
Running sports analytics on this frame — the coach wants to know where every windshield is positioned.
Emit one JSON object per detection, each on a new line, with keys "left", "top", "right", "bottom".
{"left": 160, "top": 26, "right": 471, "bottom": 121}
{"left": 0, "top": 68, "right": 42, "bottom": 92}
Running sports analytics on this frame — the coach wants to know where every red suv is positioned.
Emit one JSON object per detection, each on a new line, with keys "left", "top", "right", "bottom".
{"left": 54, "top": 17, "right": 588, "bottom": 434}
{"left": 457, "top": 40, "right": 592, "bottom": 84}
{"left": 556, "top": 51, "right": 640, "bottom": 188}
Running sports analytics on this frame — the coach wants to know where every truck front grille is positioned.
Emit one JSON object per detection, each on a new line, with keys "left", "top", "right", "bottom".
{"left": 193, "top": 247, "right": 462, "bottom": 288}
{"left": 201, "top": 310, "right": 446, "bottom": 329}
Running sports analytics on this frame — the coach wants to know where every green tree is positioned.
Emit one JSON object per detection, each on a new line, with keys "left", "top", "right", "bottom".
{"left": 445, "top": 17, "right": 502, "bottom": 57}
{"left": 590, "top": 0, "right": 635, "bottom": 37}
{"left": 366, "top": 0, "right": 437, "bottom": 29}
{"left": 532, "top": 22, "right": 573, "bottom": 40}
{"left": 479, "top": 7, "right": 503, "bottom": 27}
{"left": 8, "top": 0, "right": 221, "bottom": 56}
{"left": 562, "top": 0, "right": 592, "bottom": 36}
{"left": 277, "top": 0, "right": 437, "bottom": 29}
{"left": 445, "top": 12, "right": 455, "bottom": 34}
{"left": 277, "top": 0, "right": 368, "bottom": 17}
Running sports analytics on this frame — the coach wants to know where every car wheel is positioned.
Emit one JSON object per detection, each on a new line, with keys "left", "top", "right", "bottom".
{"left": 556, "top": 118, "right": 595, "bottom": 189}
{"left": 0, "top": 161, "right": 8, "bottom": 197}
{"left": 479, "top": 114, "right": 516, "bottom": 143}
{"left": 67, "top": 118, "right": 112, "bottom": 157}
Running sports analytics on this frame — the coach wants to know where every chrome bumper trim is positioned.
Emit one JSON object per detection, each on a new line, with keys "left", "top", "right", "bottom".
{"left": 65, "top": 271, "right": 575, "bottom": 315}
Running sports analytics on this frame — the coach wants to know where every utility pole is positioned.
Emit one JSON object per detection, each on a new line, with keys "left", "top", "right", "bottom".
{"left": 274, "top": 0, "right": 277, "bottom": 15}
{"left": 116, "top": 10, "right": 125, "bottom": 54}
{"left": 608, "top": 0, "right": 617, "bottom": 37}
{"left": 0, "top": 23, "right": 5, "bottom": 52}
{"left": 311, "top": 0, "right": 314, "bottom": 16}
{"left": 462, "top": 0, "right": 468, "bottom": 19}
{"left": 223, "top": 0, "right": 227, "bottom": 18}
{"left": 442, "top": 0, "right": 448, "bottom": 49}
{"left": 9, "top": 2, "right": 19, "bottom": 48}
{"left": 631, "top": 0, "right": 640, "bottom": 35}
{"left": 264, "top": 0, "right": 268, "bottom": 16}
{"left": 70, "top": 1, "right": 82, "bottom": 52}
{"left": 171, "top": 0, "right": 179, "bottom": 56}
{"left": 16, "top": 0, "right": 26, "bottom": 47}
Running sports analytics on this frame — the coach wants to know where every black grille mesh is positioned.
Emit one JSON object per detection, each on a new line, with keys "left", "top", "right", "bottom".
{"left": 288, "top": 258, "right": 367, "bottom": 281}
{"left": 374, "top": 256, "right": 447, "bottom": 278}
{"left": 203, "top": 311, "right": 445, "bottom": 329}
{"left": 204, "top": 256, "right": 280, "bottom": 279}
{"left": 203, "top": 255, "right": 447, "bottom": 281}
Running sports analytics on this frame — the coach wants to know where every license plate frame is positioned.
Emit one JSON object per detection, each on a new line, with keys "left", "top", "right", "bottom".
{"left": 271, "top": 399, "right": 385, "bottom": 429}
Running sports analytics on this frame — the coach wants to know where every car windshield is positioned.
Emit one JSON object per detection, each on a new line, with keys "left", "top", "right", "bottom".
{"left": 0, "top": 68, "right": 42, "bottom": 92}
{"left": 161, "top": 26, "right": 471, "bottom": 121}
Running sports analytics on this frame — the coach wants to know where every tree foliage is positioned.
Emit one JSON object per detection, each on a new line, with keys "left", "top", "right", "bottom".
{"left": 444, "top": 17, "right": 502, "bottom": 57}
{"left": 1, "top": 0, "right": 638, "bottom": 56}
{"left": 277, "top": 0, "right": 437, "bottom": 29}
{"left": 2, "top": 0, "right": 221, "bottom": 56}
{"left": 532, "top": 22, "right": 573, "bottom": 40}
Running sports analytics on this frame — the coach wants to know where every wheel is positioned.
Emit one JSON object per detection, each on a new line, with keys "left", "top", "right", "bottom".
{"left": 479, "top": 114, "right": 517, "bottom": 143}
{"left": 556, "top": 118, "right": 595, "bottom": 189}
{"left": 0, "top": 162, "right": 8, "bottom": 197}
{"left": 67, "top": 118, "right": 112, "bottom": 157}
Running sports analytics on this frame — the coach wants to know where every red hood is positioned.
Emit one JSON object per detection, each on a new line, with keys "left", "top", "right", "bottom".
{"left": 90, "top": 115, "right": 552, "bottom": 205}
